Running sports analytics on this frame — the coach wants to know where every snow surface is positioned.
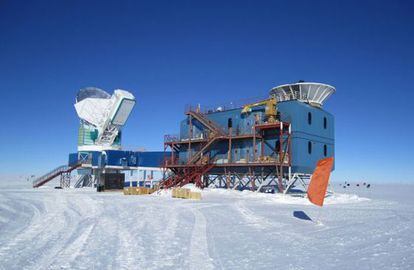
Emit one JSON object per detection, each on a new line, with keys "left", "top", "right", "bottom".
{"left": 0, "top": 178, "right": 413, "bottom": 269}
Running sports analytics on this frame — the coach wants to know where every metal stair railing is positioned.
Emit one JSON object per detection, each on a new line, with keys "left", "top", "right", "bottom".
{"left": 187, "top": 134, "right": 221, "bottom": 165}
{"left": 33, "top": 165, "right": 68, "bottom": 188}
{"left": 33, "top": 163, "right": 81, "bottom": 188}
{"left": 159, "top": 110, "right": 222, "bottom": 190}
{"left": 185, "top": 111, "right": 226, "bottom": 165}
{"left": 187, "top": 111, "right": 225, "bottom": 136}
{"left": 160, "top": 163, "right": 215, "bottom": 189}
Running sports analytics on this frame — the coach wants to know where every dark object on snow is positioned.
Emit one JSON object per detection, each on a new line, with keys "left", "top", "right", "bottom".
{"left": 347, "top": 183, "right": 350, "bottom": 186}
{"left": 367, "top": 184, "right": 371, "bottom": 188}
{"left": 293, "top": 211, "right": 312, "bottom": 221}
{"left": 54, "top": 186, "right": 62, "bottom": 189}
{"left": 356, "top": 184, "right": 360, "bottom": 187}
{"left": 261, "top": 186, "right": 276, "bottom": 193}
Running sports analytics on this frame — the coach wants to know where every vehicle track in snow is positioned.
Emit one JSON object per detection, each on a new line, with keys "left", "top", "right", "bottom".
{"left": 0, "top": 191, "right": 70, "bottom": 268}
{"left": 0, "top": 190, "right": 103, "bottom": 270}
{"left": 185, "top": 204, "right": 215, "bottom": 270}
{"left": 0, "top": 185, "right": 413, "bottom": 270}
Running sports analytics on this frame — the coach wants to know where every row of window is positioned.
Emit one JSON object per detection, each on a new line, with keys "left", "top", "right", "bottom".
{"left": 308, "top": 112, "right": 328, "bottom": 129}
{"left": 308, "top": 142, "right": 328, "bottom": 157}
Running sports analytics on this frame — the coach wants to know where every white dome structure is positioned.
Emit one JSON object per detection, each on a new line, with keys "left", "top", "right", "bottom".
{"left": 269, "top": 82, "right": 335, "bottom": 107}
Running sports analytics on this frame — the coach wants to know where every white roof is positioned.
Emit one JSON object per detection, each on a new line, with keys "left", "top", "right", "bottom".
{"left": 269, "top": 82, "right": 335, "bottom": 107}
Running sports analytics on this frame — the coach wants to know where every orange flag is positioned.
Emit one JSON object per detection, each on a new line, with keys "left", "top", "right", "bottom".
{"left": 307, "top": 157, "right": 334, "bottom": 206}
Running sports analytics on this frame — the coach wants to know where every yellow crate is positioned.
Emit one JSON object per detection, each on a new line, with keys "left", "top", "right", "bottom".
{"left": 182, "top": 188, "right": 190, "bottom": 199}
{"left": 124, "top": 187, "right": 154, "bottom": 195}
{"left": 176, "top": 188, "right": 182, "bottom": 198}
{"left": 177, "top": 188, "right": 182, "bottom": 198}
{"left": 171, "top": 188, "right": 196, "bottom": 199}
{"left": 177, "top": 189, "right": 183, "bottom": 198}
{"left": 189, "top": 191, "right": 202, "bottom": 200}
{"left": 172, "top": 188, "right": 178, "bottom": 198}
{"left": 134, "top": 187, "right": 144, "bottom": 195}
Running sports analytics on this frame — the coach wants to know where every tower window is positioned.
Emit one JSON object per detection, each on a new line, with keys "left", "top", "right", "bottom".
{"left": 324, "top": 117, "right": 327, "bottom": 129}
{"left": 308, "top": 141, "right": 312, "bottom": 154}
{"left": 324, "top": 144, "right": 327, "bottom": 157}
{"left": 308, "top": 112, "right": 312, "bottom": 125}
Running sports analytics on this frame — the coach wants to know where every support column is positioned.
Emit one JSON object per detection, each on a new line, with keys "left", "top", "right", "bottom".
{"left": 277, "top": 122, "right": 284, "bottom": 193}
{"left": 188, "top": 114, "right": 192, "bottom": 161}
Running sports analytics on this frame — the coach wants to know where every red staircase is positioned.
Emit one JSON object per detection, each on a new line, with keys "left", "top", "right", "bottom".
{"left": 159, "top": 110, "right": 225, "bottom": 189}
{"left": 33, "top": 163, "right": 82, "bottom": 188}
{"left": 186, "top": 111, "right": 226, "bottom": 165}
{"left": 159, "top": 163, "right": 215, "bottom": 189}
{"left": 187, "top": 111, "right": 225, "bottom": 136}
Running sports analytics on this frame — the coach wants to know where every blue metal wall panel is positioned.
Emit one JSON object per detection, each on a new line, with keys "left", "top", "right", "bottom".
{"left": 68, "top": 153, "right": 78, "bottom": 166}
{"left": 91, "top": 151, "right": 102, "bottom": 167}
{"left": 177, "top": 100, "right": 335, "bottom": 173}
{"left": 277, "top": 100, "right": 335, "bottom": 173}
{"left": 104, "top": 150, "right": 139, "bottom": 167}
{"left": 137, "top": 151, "right": 169, "bottom": 167}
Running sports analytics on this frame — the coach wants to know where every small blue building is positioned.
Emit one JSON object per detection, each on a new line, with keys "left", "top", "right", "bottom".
{"left": 163, "top": 82, "right": 335, "bottom": 192}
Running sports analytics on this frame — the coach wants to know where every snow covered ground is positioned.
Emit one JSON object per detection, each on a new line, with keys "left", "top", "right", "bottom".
{"left": 0, "top": 178, "right": 413, "bottom": 269}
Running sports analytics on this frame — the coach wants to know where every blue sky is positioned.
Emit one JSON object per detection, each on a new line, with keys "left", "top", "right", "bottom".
{"left": 0, "top": 0, "right": 413, "bottom": 182}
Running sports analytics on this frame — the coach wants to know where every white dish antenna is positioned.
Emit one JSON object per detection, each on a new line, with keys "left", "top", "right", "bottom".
{"left": 270, "top": 82, "right": 335, "bottom": 107}
{"left": 75, "top": 87, "right": 112, "bottom": 127}
{"left": 74, "top": 87, "right": 136, "bottom": 148}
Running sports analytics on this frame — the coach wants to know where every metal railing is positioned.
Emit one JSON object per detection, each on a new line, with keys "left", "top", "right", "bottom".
{"left": 184, "top": 95, "right": 268, "bottom": 115}
{"left": 164, "top": 134, "right": 180, "bottom": 143}
{"left": 33, "top": 163, "right": 82, "bottom": 188}
{"left": 32, "top": 165, "right": 69, "bottom": 188}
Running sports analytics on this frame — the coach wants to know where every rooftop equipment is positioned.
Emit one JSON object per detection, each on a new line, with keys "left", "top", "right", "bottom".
{"left": 241, "top": 97, "right": 278, "bottom": 123}
{"left": 270, "top": 82, "right": 335, "bottom": 108}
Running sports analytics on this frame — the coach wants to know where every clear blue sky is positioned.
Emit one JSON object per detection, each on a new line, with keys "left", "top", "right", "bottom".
{"left": 0, "top": 0, "right": 413, "bottom": 182}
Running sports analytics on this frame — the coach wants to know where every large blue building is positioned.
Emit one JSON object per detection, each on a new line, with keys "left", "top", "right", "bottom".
{"left": 162, "top": 82, "right": 335, "bottom": 192}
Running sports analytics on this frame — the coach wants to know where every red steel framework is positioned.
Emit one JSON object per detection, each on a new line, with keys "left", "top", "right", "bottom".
{"left": 160, "top": 107, "right": 292, "bottom": 192}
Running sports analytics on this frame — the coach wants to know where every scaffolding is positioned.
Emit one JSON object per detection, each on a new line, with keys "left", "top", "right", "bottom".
{"left": 161, "top": 107, "right": 292, "bottom": 193}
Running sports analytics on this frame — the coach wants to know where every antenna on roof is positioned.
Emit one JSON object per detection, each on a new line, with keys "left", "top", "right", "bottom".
{"left": 269, "top": 82, "right": 335, "bottom": 108}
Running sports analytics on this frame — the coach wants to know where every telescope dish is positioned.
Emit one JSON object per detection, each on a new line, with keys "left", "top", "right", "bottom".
{"left": 269, "top": 82, "right": 335, "bottom": 107}
{"left": 74, "top": 87, "right": 136, "bottom": 150}
{"left": 76, "top": 87, "right": 111, "bottom": 103}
